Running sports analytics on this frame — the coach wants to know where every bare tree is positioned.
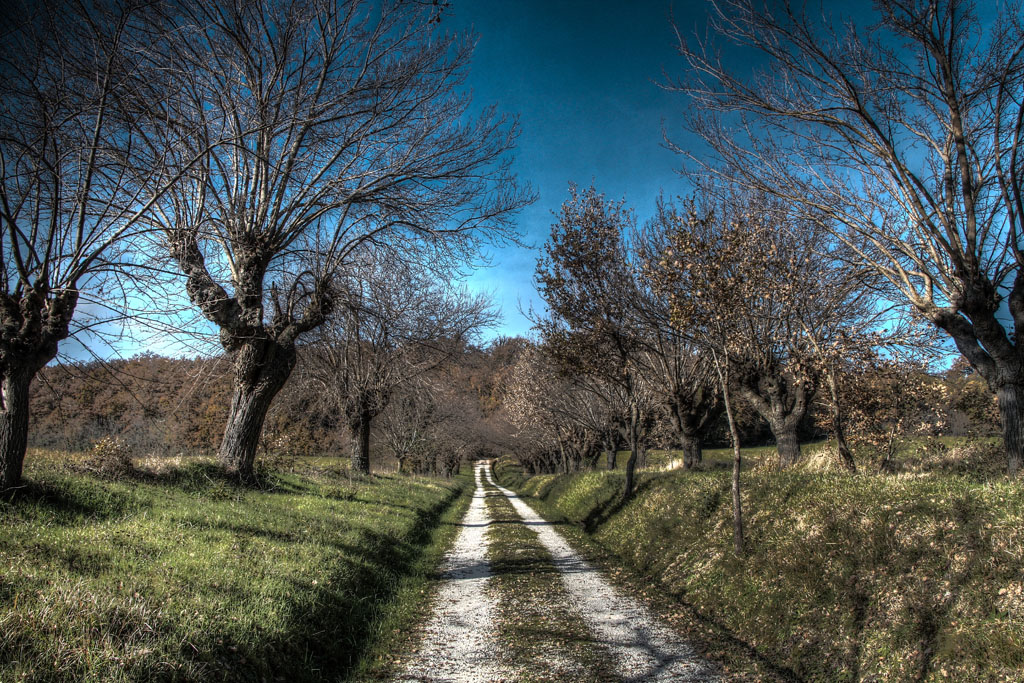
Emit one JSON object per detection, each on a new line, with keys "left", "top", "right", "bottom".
{"left": 381, "top": 368, "right": 493, "bottom": 477}
{"left": 380, "top": 378, "right": 442, "bottom": 474}
{"left": 134, "top": 0, "right": 531, "bottom": 481}
{"left": 672, "top": 0, "right": 1024, "bottom": 474}
{"left": 534, "top": 185, "right": 651, "bottom": 496}
{"left": 305, "top": 250, "right": 496, "bottom": 474}
{"left": 635, "top": 203, "right": 723, "bottom": 470}
{"left": 504, "top": 343, "right": 617, "bottom": 474}
{"left": 646, "top": 197, "right": 770, "bottom": 555}
{"left": 640, "top": 340, "right": 722, "bottom": 470}
{"left": 0, "top": 0, "right": 188, "bottom": 493}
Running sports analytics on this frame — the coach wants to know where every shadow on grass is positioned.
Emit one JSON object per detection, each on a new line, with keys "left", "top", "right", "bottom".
{"left": 579, "top": 476, "right": 659, "bottom": 534}
{"left": 177, "top": 481, "right": 467, "bottom": 682}
{"left": 658, "top": 588, "right": 804, "bottom": 682}
{"left": 1, "top": 477, "right": 140, "bottom": 521}
{"left": 910, "top": 495, "right": 987, "bottom": 680}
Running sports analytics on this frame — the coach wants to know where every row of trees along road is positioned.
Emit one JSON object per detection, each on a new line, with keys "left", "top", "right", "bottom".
{"left": 670, "top": 0, "right": 1024, "bottom": 475}
{"left": 0, "top": 0, "right": 532, "bottom": 493}
{"left": 303, "top": 251, "right": 496, "bottom": 474}
{"left": 523, "top": 182, "right": 938, "bottom": 554}
{"left": 518, "top": 0, "right": 1024, "bottom": 557}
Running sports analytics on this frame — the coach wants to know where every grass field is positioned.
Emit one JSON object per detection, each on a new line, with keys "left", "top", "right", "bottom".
{"left": 612, "top": 435, "right": 1004, "bottom": 476}
{"left": 610, "top": 444, "right": 787, "bottom": 471}
{"left": 0, "top": 449, "right": 470, "bottom": 682}
{"left": 497, "top": 439, "right": 1024, "bottom": 681}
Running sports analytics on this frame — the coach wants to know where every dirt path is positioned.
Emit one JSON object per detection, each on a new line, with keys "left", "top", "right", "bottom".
{"left": 485, "top": 467, "right": 716, "bottom": 682}
{"left": 397, "top": 462, "right": 513, "bottom": 683}
{"left": 397, "top": 461, "right": 716, "bottom": 682}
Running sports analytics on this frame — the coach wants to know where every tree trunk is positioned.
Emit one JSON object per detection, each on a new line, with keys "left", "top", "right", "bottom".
{"left": 0, "top": 367, "right": 33, "bottom": 496}
{"left": 997, "top": 382, "right": 1024, "bottom": 476}
{"left": 350, "top": 411, "right": 372, "bottom": 474}
{"left": 738, "top": 372, "right": 809, "bottom": 469}
{"left": 931, "top": 310, "right": 1023, "bottom": 475}
{"left": 728, "top": 408, "right": 744, "bottom": 557}
{"left": 824, "top": 368, "right": 856, "bottom": 472}
{"left": 219, "top": 382, "right": 280, "bottom": 483}
{"left": 713, "top": 352, "right": 744, "bottom": 557}
{"left": 219, "top": 341, "right": 296, "bottom": 483}
{"left": 604, "top": 429, "right": 619, "bottom": 470}
{"left": 583, "top": 439, "right": 601, "bottom": 470}
{"left": 773, "top": 423, "right": 801, "bottom": 467}
{"left": 0, "top": 290, "right": 76, "bottom": 496}
{"left": 679, "top": 432, "right": 702, "bottom": 470}
{"left": 835, "top": 423, "right": 856, "bottom": 472}
{"left": 624, "top": 402, "right": 639, "bottom": 498}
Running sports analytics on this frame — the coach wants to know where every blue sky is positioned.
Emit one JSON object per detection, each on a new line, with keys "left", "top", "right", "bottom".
{"left": 60, "top": 1, "right": 704, "bottom": 361}
{"left": 450, "top": 0, "right": 708, "bottom": 340}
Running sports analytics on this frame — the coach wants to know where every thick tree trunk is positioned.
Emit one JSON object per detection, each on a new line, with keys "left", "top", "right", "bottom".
{"left": 0, "top": 368, "right": 33, "bottom": 496}
{"left": 219, "top": 341, "right": 296, "bottom": 483}
{"left": 1, "top": 289, "right": 77, "bottom": 496}
{"left": 219, "top": 383, "right": 280, "bottom": 483}
{"left": 679, "top": 432, "right": 702, "bottom": 470}
{"left": 997, "top": 382, "right": 1024, "bottom": 476}
{"left": 350, "top": 412, "right": 372, "bottom": 474}
{"left": 738, "top": 371, "right": 809, "bottom": 469}
{"left": 931, "top": 307, "right": 1024, "bottom": 475}
{"left": 772, "top": 423, "right": 801, "bottom": 467}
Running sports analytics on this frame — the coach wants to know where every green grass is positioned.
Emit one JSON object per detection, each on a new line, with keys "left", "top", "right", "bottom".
{"left": 607, "top": 436, "right": 1002, "bottom": 475}
{"left": 1, "top": 451, "right": 469, "bottom": 682}
{"left": 496, "top": 441, "right": 1024, "bottom": 682}
{"left": 350, "top": 471, "right": 474, "bottom": 680}
{"left": 603, "top": 444, "right": 815, "bottom": 472}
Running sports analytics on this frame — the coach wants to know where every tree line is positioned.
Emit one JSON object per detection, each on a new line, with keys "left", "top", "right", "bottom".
{"left": 5, "top": 0, "right": 1022, "bottom": 511}
{"left": 27, "top": 333, "right": 527, "bottom": 477}
{"left": 1, "top": 0, "right": 532, "bottom": 494}
{"left": 509, "top": 180, "right": 1002, "bottom": 553}
{"left": 507, "top": 0, "right": 1024, "bottom": 555}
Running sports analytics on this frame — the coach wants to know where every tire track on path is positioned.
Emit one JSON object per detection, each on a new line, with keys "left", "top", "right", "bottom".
{"left": 485, "top": 465, "right": 718, "bottom": 682}
{"left": 482, "top": 469, "right": 619, "bottom": 681}
{"left": 397, "top": 462, "right": 513, "bottom": 683}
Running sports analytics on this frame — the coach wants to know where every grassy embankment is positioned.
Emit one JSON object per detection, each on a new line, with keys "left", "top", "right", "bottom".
{"left": 1, "top": 449, "right": 472, "bottom": 682}
{"left": 496, "top": 439, "right": 1024, "bottom": 682}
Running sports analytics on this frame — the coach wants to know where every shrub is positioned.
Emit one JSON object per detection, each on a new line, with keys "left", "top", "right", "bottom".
{"left": 83, "top": 437, "right": 135, "bottom": 479}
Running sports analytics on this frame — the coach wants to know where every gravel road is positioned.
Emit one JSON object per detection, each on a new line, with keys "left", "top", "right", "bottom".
{"left": 486, "top": 466, "right": 717, "bottom": 682}
{"left": 397, "top": 462, "right": 514, "bottom": 682}
{"left": 397, "top": 461, "right": 717, "bottom": 682}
